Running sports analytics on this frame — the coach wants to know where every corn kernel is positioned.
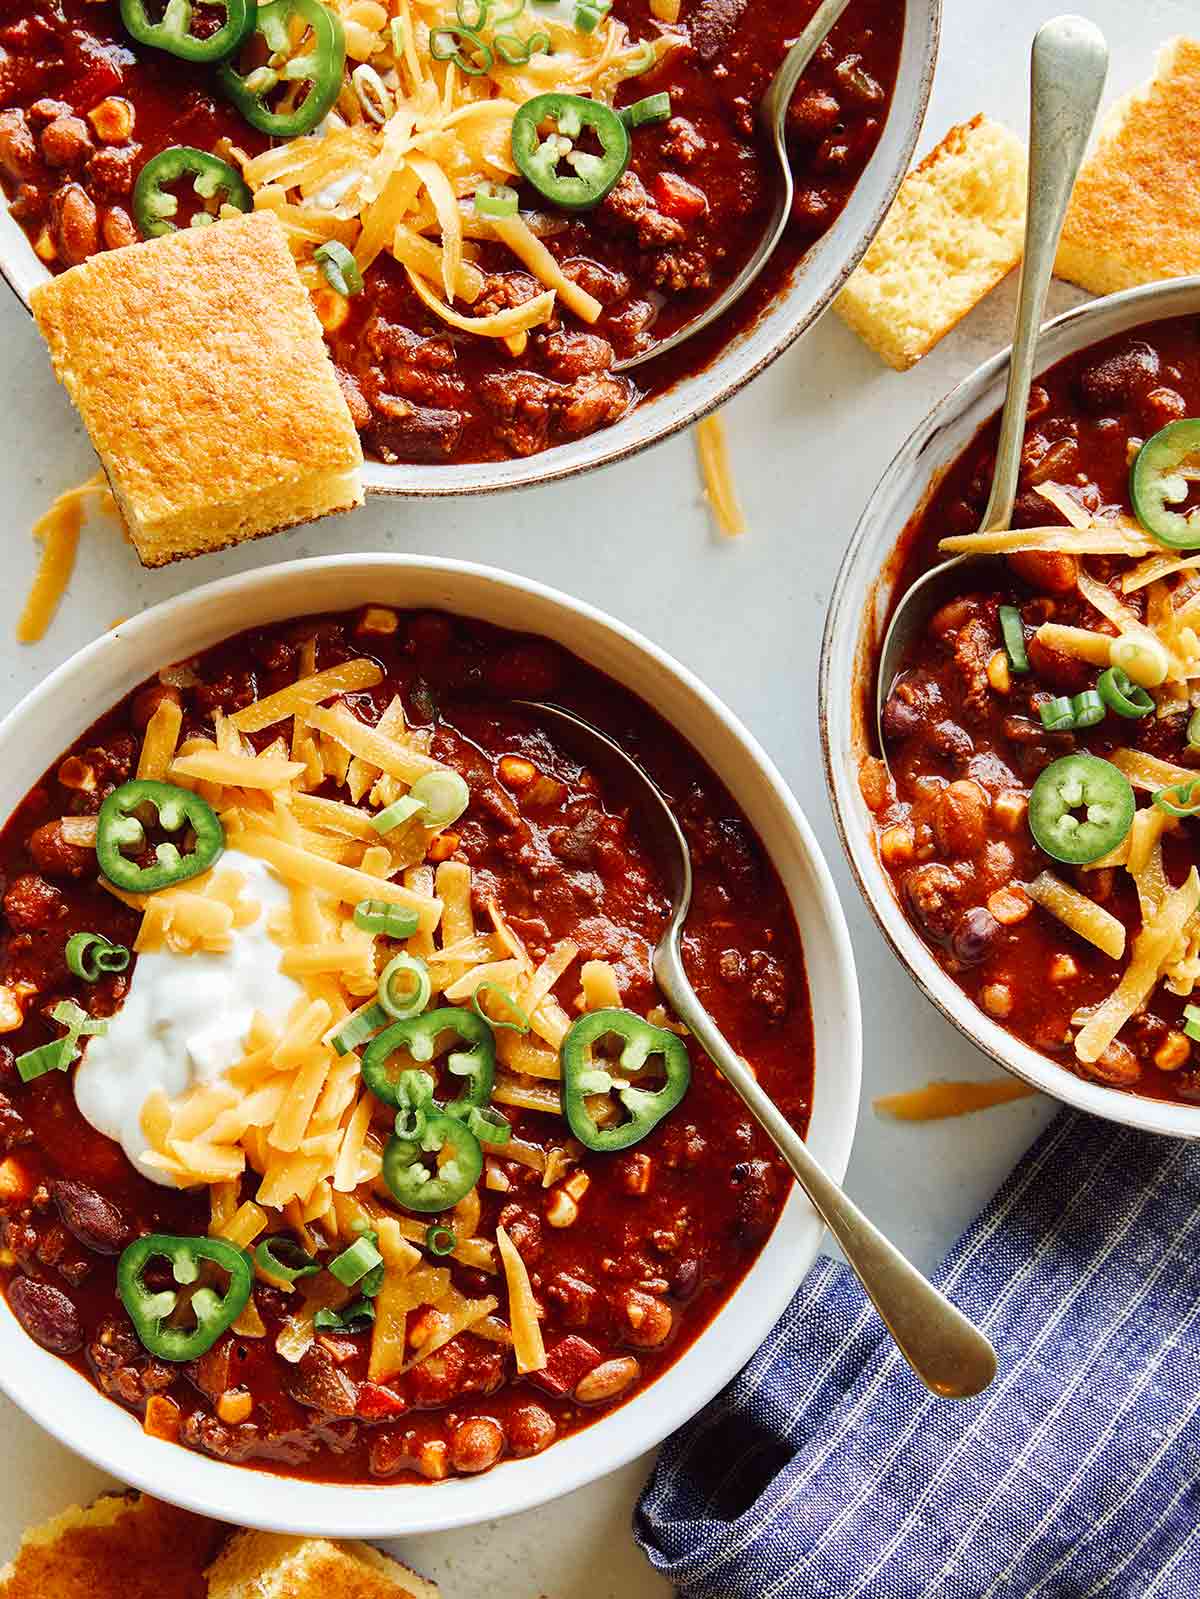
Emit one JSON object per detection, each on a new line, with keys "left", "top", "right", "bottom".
{"left": 620, "top": 1152, "right": 652, "bottom": 1196}
{"left": 419, "top": 1439, "right": 450, "bottom": 1479}
{"left": 986, "top": 650, "right": 1011, "bottom": 694}
{"left": 981, "top": 983, "right": 1013, "bottom": 1020}
{"left": 87, "top": 96, "right": 134, "bottom": 143}
{"left": 0, "top": 987, "right": 24, "bottom": 1034}
{"left": 993, "top": 791, "right": 1028, "bottom": 833}
{"left": 426, "top": 832, "right": 459, "bottom": 862}
{"left": 143, "top": 1395, "right": 181, "bottom": 1441}
{"left": 1049, "top": 954, "right": 1078, "bottom": 984}
{"left": 356, "top": 605, "right": 398, "bottom": 637}
{"left": 484, "top": 1158, "right": 512, "bottom": 1193}
{"left": 216, "top": 1388, "right": 253, "bottom": 1425}
{"left": 988, "top": 886, "right": 1032, "bottom": 926}
{"left": 1154, "top": 1031, "right": 1192, "bottom": 1073}
{"left": 546, "top": 1189, "right": 578, "bottom": 1228}
{"left": 499, "top": 756, "right": 537, "bottom": 788}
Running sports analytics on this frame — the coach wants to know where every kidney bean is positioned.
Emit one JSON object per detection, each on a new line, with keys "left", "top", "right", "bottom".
{"left": 950, "top": 906, "right": 1001, "bottom": 966}
{"left": 1006, "top": 550, "right": 1078, "bottom": 594}
{"left": 450, "top": 1416, "right": 505, "bottom": 1474}
{"left": 575, "top": 1356, "right": 641, "bottom": 1405}
{"left": 51, "top": 1179, "right": 130, "bottom": 1254}
{"left": 9, "top": 1275, "right": 83, "bottom": 1354}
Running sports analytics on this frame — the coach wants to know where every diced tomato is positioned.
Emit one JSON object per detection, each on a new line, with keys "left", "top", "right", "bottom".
{"left": 651, "top": 171, "right": 708, "bottom": 222}
{"left": 530, "top": 1334, "right": 603, "bottom": 1398}
{"left": 357, "top": 1382, "right": 409, "bottom": 1421}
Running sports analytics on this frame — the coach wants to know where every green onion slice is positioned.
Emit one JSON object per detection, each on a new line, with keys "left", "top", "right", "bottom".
{"left": 474, "top": 180, "right": 520, "bottom": 217}
{"left": 314, "top": 1299, "right": 376, "bottom": 1332}
{"left": 425, "top": 1223, "right": 457, "bottom": 1256}
{"left": 370, "top": 794, "right": 425, "bottom": 835}
{"left": 1097, "top": 666, "right": 1154, "bottom": 720}
{"left": 65, "top": 931, "right": 131, "bottom": 982}
{"left": 466, "top": 1104, "right": 512, "bottom": 1146}
{"left": 472, "top": 981, "right": 530, "bottom": 1033}
{"left": 353, "top": 899, "right": 421, "bottom": 938}
{"left": 429, "top": 23, "right": 493, "bottom": 73}
{"left": 378, "top": 952, "right": 432, "bottom": 1021}
{"left": 456, "top": 0, "right": 488, "bottom": 27}
{"left": 1038, "top": 695, "right": 1076, "bottom": 733}
{"left": 329, "top": 1230, "right": 384, "bottom": 1287}
{"left": 493, "top": 27, "right": 548, "bottom": 62}
{"left": 1184, "top": 1004, "right": 1200, "bottom": 1044}
{"left": 619, "top": 37, "right": 656, "bottom": 75}
{"left": 314, "top": 239, "right": 364, "bottom": 297}
{"left": 255, "top": 1235, "right": 322, "bottom": 1286}
{"left": 15, "top": 1038, "right": 77, "bottom": 1083}
{"left": 1189, "top": 708, "right": 1200, "bottom": 747}
{"left": 574, "top": 0, "right": 610, "bottom": 31}
{"left": 329, "top": 1000, "right": 390, "bottom": 1056}
{"left": 408, "top": 770, "right": 469, "bottom": 829}
{"left": 1153, "top": 778, "right": 1200, "bottom": 818}
{"left": 619, "top": 91, "right": 671, "bottom": 130}
{"left": 1070, "top": 689, "right": 1106, "bottom": 730}
{"left": 998, "top": 604, "right": 1030, "bottom": 674}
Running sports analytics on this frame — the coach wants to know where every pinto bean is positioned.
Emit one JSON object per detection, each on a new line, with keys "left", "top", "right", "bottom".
{"left": 9, "top": 1275, "right": 83, "bottom": 1354}
{"left": 933, "top": 779, "right": 989, "bottom": 859}
{"left": 28, "top": 820, "right": 94, "bottom": 880}
{"left": 508, "top": 1402, "right": 556, "bottom": 1457}
{"left": 1080, "top": 1039, "right": 1141, "bottom": 1087}
{"left": 51, "top": 1179, "right": 130, "bottom": 1254}
{"left": 1006, "top": 550, "right": 1078, "bottom": 594}
{"left": 52, "top": 182, "right": 98, "bottom": 266}
{"left": 574, "top": 1356, "right": 641, "bottom": 1405}
{"left": 101, "top": 205, "right": 139, "bottom": 250}
{"left": 450, "top": 1416, "right": 505, "bottom": 1474}
{"left": 39, "top": 114, "right": 92, "bottom": 168}
{"left": 0, "top": 110, "right": 38, "bottom": 180}
{"left": 619, "top": 1289, "right": 674, "bottom": 1348}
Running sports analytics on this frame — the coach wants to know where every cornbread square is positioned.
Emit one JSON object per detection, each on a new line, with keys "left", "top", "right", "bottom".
{"left": 1056, "top": 38, "right": 1200, "bottom": 295}
{"left": 206, "top": 1532, "right": 441, "bottom": 1599}
{"left": 0, "top": 1492, "right": 224, "bottom": 1598}
{"left": 834, "top": 115, "right": 1028, "bottom": 370}
{"left": 30, "top": 210, "right": 364, "bottom": 566}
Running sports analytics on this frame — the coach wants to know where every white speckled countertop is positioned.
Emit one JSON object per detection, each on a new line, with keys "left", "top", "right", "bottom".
{"left": 0, "top": 0, "right": 1192, "bottom": 1589}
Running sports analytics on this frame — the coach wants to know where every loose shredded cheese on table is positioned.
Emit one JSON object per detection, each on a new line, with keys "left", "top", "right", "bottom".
{"left": 17, "top": 470, "right": 116, "bottom": 644}
{"left": 694, "top": 413, "right": 746, "bottom": 537}
{"left": 874, "top": 1080, "right": 1039, "bottom": 1120}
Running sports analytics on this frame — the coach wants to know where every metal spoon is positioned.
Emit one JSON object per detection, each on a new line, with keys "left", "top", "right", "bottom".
{"left": 875, "top": 14, "right": 1108, "bottom": 751}
{"left": 612, "top": 0, "right": 853, "bottom": 374}
{"left": 515, "top": 697, "right": 997, "bottom": 1399}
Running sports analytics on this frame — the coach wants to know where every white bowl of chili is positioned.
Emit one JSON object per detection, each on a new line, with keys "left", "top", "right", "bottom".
{"left": 0, "top": 0, "right": 939, "bottom": 495}
{"left": 820, "top": 274, "right": 1200, "bottom": 1139}
{"left": 0, "top": 553, "right": 861, "bottom": 1533}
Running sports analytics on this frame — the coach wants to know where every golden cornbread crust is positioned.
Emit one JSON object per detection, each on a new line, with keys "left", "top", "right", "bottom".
{"left": 1056, "top": 38, "right": 1200, "bottom": 295}
{"left": 206, "top": 1531, "right": 441, "bottom": 1599}
{"left": 0, "top": 1492, "right": 225, "bottom": 1598}
{"left": 30, "top": 211, "right": 364, "bottom": 567}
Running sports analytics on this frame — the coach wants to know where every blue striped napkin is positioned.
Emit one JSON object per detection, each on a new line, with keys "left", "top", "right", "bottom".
{"left": 635, "top": 1109, "right": 1200, "bottom": 1598}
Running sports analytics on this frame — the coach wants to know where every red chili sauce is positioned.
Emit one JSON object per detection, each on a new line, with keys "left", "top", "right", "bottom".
{"left": 0, "top": 607, "right": 813, "bottom": 1481}
{"left": 865, "top": 315, "right": 1200, "bottom": 1106}
{"left": 0, "top": 0, "right": 904, "bottom": 463}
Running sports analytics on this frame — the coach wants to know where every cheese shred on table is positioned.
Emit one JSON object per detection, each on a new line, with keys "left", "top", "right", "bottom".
{"left": 17, "top": 470, "right": 115, "bottom": 644}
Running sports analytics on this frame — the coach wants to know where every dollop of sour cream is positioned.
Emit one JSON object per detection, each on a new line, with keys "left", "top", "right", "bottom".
{"left": 73, "top": 850, "right": 305, "bottom": 1186}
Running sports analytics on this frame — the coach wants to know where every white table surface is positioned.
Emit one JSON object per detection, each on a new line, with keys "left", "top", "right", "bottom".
{"left": 0, "top": 0, "right": 1191, "bottom": 1588}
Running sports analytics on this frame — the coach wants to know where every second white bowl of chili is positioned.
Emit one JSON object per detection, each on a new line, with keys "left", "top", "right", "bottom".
{"left": 0, "top": 553, "right": 861, "bottom": 1534}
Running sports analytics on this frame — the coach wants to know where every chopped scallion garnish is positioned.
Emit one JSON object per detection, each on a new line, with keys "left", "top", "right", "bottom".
{"left": 353, "top": 899, "right": 421, "bottom": 939}
{"left": 329, "top": 1231, "right": 384, "bottom": 1288}
{"left": 378, "top": 952, "right": 431, "bottom": 1021}
{"left": 370, "top": 794, "right": 425, "bottom": 835}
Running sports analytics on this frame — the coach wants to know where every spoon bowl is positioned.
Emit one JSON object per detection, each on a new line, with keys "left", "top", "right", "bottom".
{"left": 613, "top": 0, "right": 854, "bottom": 374}
{"left": 517, "top": 697, "right": 998, "bottom": 1399}
{"left": 875, "top": 14, "right": 1108, "bottom": 751}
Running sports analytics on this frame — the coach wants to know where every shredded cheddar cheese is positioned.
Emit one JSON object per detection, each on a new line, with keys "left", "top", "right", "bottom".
{"left": 874, "top": 1079, "right": 1039, "bottom": 1120}
{"left": 694, "top": 412, "right": 746, "bottom": 537}
{"left": 17, "top": 470, "right": 116, "bottom": 644}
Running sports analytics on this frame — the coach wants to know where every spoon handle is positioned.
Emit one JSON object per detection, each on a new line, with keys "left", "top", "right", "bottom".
{"left": 654, "top": 948, "right": 998, "bottom": 1399}
{"left": 981, "top": 15, "right": 1108, "bottom": 533}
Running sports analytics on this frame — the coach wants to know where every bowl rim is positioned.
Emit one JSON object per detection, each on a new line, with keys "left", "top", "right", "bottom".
{"left": 819, "top": 273, "right": 1200, "bottom": 1141}
{"left": 0, "top": 552, "right": 862, "bottom": 1533}
{"left": 0, "top": 0, "right": 940, "bottom": 499}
